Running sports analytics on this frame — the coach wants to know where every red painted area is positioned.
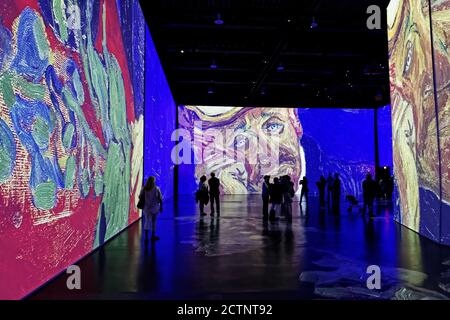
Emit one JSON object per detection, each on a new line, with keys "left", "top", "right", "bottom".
{"left": 0, "top": 0, "right": 141, "bottom": 300}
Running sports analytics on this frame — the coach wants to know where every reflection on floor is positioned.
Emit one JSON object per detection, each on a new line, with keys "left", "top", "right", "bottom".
{"left": 30, "top": 195, "right": 450, "bottom": 300}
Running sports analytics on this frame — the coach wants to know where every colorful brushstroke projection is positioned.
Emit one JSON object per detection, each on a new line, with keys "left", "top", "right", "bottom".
{"left": 144, "top": 27, "right": 176, "bottom": 200}
{"left": 430, "top": 0, "right": 450, "bottom": 244}
{"left": 177, "top": 106, "right": 375, "bottom": 197}
{"left": 388, "top": 0, "right": 450, "bottom": 244}
{"left": 0, "top": 0, "right": 144, "bottom": 299}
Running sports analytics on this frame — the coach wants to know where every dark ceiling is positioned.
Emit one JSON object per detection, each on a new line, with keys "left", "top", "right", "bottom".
{"left": 140, "top": 0, "right": 391, "bottom": 108}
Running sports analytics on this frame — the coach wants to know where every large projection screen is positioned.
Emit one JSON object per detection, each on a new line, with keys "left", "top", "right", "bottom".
{"left": 388, "top": 0, "right": 450, "bottom": 244}
{"left": 430, "top": 1, "right": 450, "bottom": 245}
{"left": 0, "top": 0, "right": 144, "bottom": 299}
{"left": 177, "top": 106, "right": 375, "bottom": 197}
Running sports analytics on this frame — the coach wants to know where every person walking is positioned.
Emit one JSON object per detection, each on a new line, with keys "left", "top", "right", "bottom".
{"left": 139, "top": 176, "right": 163, "bottom": 242}
{"left": 208, "top": 172, "right": 221, "bottom": 216}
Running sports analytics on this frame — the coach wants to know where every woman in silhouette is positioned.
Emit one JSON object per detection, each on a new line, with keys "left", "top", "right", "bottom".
{"left": 139, "top": 176, "right": 163, "bottom": 241}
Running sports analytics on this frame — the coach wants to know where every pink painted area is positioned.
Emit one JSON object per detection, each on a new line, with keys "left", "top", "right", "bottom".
{"left": 0, "top": 0, "right": 141, "bottom": 299}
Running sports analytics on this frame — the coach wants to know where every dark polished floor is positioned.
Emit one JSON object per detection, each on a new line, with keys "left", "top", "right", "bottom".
{"left": 30, "top": 195, "right": 450, "bottom": 300}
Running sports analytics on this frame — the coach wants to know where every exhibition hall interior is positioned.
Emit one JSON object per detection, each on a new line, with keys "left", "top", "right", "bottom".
{"left": 1, "top": 0, "right": 450, "bottom": 301}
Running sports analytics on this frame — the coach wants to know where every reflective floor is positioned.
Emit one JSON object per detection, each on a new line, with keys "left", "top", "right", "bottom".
{"left": 30, "top": 195, "right": 450, "bottom": 300}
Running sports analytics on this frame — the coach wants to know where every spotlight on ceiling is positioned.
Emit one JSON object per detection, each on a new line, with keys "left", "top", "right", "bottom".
{"left": 180, "top": 49, "right": 185, "bottom": 54}
{"left": 214, "top": 13, "right": 224, "bottom": 25}
{"left": 210, "top": 60, "right": 218, "bottom": 69}
{"left": 311, "top": 17, "right": 318, "bottom": 29}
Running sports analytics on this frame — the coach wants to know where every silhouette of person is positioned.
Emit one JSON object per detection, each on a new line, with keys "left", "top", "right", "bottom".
{"left": 269, "top": 177, "right": 283, "bottom": 222}
{"left": 197, "top": 175, "right": 209, "bottom": 216}
{"left": 362, "top": 173, "right": 377, "bottom": 217}
{"left": 299, "top": 176, "right": 309, "bottom": 206}
{"left": 282, "top": 175, "right": 295, "bottom": 222}
{"left": 139, "top": 176, "right": 163, "bottom": 242}
{"left": 316, "top": 175, "right": 326, "bottom": 208}
{"left": 327, "top": 173, "right": 334, "bottom": 207}
{"left": 332, "top": 173, "right": 341, "bottom": 215}
{"left": 208, "top": 172, "right": 221, "bottom": 216}
{"left": 262, "top": 175, "right": 270, "bottom": 221}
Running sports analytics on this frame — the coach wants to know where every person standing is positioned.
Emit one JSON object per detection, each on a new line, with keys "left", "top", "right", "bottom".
{"left": 139, "top": 176, "right": 163, "bottom": 242}
{"left": 327, "top": 173, "right": 334, "bottom": 207}
{"left": 197, "top": 175, "right": 209, "bottom": 216}
{"left": 299, "top": 176, "right": 309, "bottom": 206}
{"left": 362, "top": 173, "right": 377, "bottom": 217}
{"left": 208, "top": 172, "right": 221, "bottom": 216}
{"left": 269, "top": 177, "right": 283, "bottom": 222}
{"left": 283, "top": 175, "right": 295, "bottom": 222}
{"left": 316, "top": 175, "right": 326, "bottom": 208}
{"left": 262, "top": 175, "right": 271, "bottom": 221}
{"left": 332, "top": 173, "right": 341, "bottom": 215}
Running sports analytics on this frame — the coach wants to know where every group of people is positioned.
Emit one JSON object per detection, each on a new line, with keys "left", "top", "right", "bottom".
{"left": 262, "top": 175, "right": 296, "bottom": 223}
{"left": 315, "top": 173, "right": 342, "bottom": 214}
{"left": 137, "top": 171, "right": 383, "bottom": 242}
{"left": 196, "top": 173, "right": 221, "bottom": 216}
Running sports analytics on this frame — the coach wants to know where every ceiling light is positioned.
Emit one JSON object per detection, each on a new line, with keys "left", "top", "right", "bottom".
{"left": 208, "top": 87, "right": 215, "bottom": 94}
{"left": 180, "top": 49, "right": 184, "bottom": 54}
{"left": 214, "top": 13, "right": 224, "bottom": 25}
{"left": 210, "top": 60, "right": 217, "bottom": 69}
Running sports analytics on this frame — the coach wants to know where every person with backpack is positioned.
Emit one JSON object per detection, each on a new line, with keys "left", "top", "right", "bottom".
{"left": 138, "top": 176, "right": 163, "bottom": 242}
{"left": 196, "top": 175, "right": 209, "bottom": 216}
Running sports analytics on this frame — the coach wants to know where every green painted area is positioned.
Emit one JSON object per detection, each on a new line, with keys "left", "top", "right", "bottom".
{"left": 100, "top": 142, "right": 129, "bottom": 241}
{"left": 108, "top": 56, "right": 129, "bottom": 141}
{"left": 72, "top": 69, "right": 85, "bottom": 105}
{"left": 62, "top": 123, "right": 75, "bottom": 150}
{"left": 52, "top": 0, "right": 68, "bottom": 42}
{"left": 64, "top": 155, "right": 76, "bottom": 189}
{"left": 94, "top": 171, "right": 104, "bottom": 196}
{"left": 0, "top": 73, "right": 16, "bottom": 108}
{"left": 32, "top": 15, "right": 50, "bottom": 61}
{"left": 14, "top": 75, "right": 46, "bottom": 100}
{"left": 80, "top": 168, "right": 90, "bottom": 197}
{"left": 34, "top": 181, "right": 56, "bottom": 210}
{"left": 0, "top": 122, "right": 15, "bottom": 183}
{"left": 32, "top": 116, "right": 50, "bottom": 149}
{"left": 61, "top": 86, "right": 106, "bottom": 157}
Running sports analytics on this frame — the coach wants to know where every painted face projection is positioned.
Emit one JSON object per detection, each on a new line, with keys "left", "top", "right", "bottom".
{"left": 0, "top": 0, "right": 144, "bottom": 299}
{"left": 178, "top": 106, "right": 375, "bottom": 197}
{"left": 178, "top": 106, "right": 305, "bottom": 194}
{"left": 388, "top": 0, "right": 441, "bottom": 241}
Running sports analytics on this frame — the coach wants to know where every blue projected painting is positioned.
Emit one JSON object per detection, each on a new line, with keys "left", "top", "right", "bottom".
{"left": 377, "top": 105, "right": 393, "bottom": 169}
{"left": 177, "top": 106, "right": 375, "bottom": 198}
{"left": 144, "top": 27, "right": 176, "bottom": 200}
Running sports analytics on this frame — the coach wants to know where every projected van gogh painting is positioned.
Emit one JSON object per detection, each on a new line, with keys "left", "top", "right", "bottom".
{"left": 388, "top": 0, "right": 450, "bottom": 244}
{"left": 177, "top": 106, "right": 375, "bottom": 197}
{"left": 0, "top": 0, "right": 144, "bottom": 299}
